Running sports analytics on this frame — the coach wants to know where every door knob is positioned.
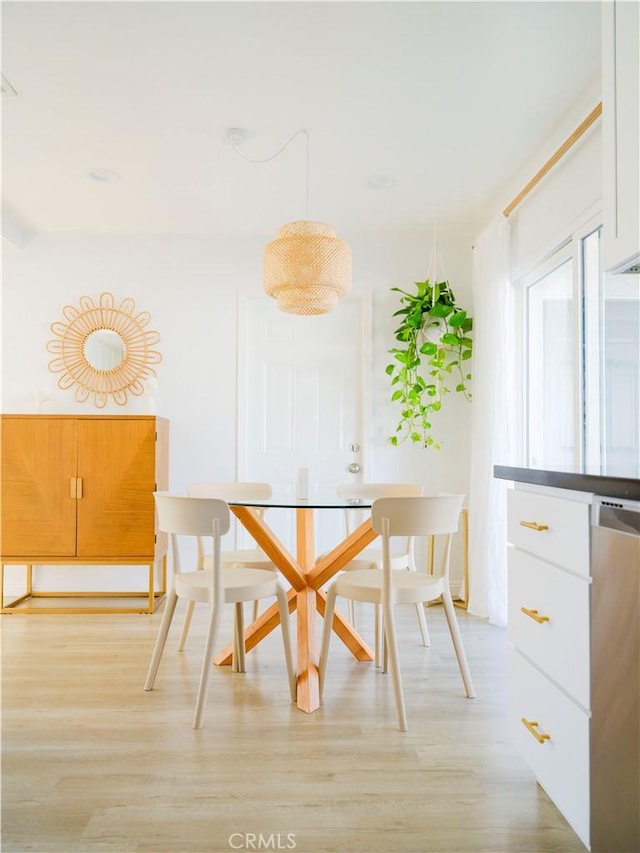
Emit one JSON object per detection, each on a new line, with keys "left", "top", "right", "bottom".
{"left": 347, "top": 463, "right": 361, "bottom": 473}
{"left": 349, "top": 442, "right": 360, "bottom": 452}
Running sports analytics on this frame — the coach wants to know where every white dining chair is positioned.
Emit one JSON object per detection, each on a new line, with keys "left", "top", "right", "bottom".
{"left": 179, "top": 482, "right": 275, "bottom": 650}
{"left": 336, "top": 482, "right": 428, "bottom": 664}
{"left": 319, "top": 494, "right": 475, "bottom": 731}
{"left": 144, "top": 493, "right": 296, "bottom": 729}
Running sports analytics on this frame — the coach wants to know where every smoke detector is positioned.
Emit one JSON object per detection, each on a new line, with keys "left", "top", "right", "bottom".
{"left": 222, "top": 127, "right": 249, "bottom": 147}
{"left": 366, "top": 175, "right": 396, "bottom": 190}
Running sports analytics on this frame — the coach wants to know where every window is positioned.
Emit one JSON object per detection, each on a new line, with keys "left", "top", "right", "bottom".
{"left": 521, "top": 219, "right": 640, "bottom": 476}
{"left": 526, "top": 255, "right": 575, "bottom": 468}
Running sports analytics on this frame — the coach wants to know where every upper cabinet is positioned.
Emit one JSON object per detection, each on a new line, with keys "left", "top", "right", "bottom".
{"left": 602, "top": 0, "right": 640, "bottom": 274}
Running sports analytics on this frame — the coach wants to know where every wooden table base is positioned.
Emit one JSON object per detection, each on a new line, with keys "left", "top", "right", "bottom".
{"left": 214, "top": 506, "right": 378, "bottom": 712}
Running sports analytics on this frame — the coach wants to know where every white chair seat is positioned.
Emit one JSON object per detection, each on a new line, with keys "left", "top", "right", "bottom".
{"left": 334, "top": 568, "right": 443, "bottom": 605}
{"left": 175, "top": 568, "right": 281, "bottom": 604}
{"left": 207, "top": 548, "right": 274, "bottom": 570}
{"left": 341, "top": 548, "right": 411, "bottom": 573}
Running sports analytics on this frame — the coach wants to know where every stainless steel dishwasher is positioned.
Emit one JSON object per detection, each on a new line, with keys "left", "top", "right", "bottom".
{"left": 590, "top": 496, "right": 640, "bottom": 853}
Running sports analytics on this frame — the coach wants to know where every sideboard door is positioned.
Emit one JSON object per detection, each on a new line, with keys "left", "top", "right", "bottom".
{"left": 1, "top": 417, "right": 77, "bottom": 556}
{"left": 76, "top": 418, "right": 157, "bottom": 558}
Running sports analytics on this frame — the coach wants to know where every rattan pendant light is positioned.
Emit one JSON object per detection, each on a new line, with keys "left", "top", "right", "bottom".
{"left": 228, "top": 128, "right": 351, "bottom": 315}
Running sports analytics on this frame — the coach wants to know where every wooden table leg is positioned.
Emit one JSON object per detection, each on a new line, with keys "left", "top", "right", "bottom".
{"left": 295, "top": 508, "right": 320, "bottom": 712}
{"left": 296, "top": 587, "right": 320, "bottom": 712}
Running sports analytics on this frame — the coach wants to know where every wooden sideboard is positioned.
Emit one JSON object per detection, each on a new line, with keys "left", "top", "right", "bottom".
{"left": 0, "top": 414, "right": 169, "bottom": 613}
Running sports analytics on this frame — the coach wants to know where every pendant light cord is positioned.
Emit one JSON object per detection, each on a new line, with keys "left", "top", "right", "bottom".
{"left": 230, "top": 128, "right": 310, "bottom": 219}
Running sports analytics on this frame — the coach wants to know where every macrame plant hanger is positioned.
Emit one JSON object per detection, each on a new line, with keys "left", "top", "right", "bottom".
{"left": 426, "top": 227, "right": 446, "bottom": 285}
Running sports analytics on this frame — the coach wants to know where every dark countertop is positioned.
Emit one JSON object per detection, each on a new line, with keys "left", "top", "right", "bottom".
{"left": 494, "top": 466, "right": 640, "bottom": 501}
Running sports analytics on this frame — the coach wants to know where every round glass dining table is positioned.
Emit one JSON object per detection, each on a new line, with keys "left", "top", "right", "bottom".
{"left": 214, "top": 495, "right": 378, "bottom": 714}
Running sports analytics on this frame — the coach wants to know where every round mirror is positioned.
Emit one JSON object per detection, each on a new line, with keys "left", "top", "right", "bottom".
{"left": 83, "top": 329, "right": 126, "bottom": 371}
{"left": 47, "top": 292, "right": 161, "bottom": 408}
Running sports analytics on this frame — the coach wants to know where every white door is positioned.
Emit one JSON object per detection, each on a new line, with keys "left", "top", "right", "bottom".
{"left": 238, "top": 294, "right": 370, "bottom": 554}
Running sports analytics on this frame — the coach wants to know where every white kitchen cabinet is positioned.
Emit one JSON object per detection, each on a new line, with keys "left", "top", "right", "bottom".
{"left": 508, "top": 548, "right": 590, "bottom": 709}
{"left": 602, "top": 0, "right": 640, "bottom": 274}
{"left": 508, "top": 648, "right": 590, "bottom": 846}
{"left": 507, "top": 484, "right": 592, "bottom": 848}
{"left": 506, "top": 480, "right": 640, "bottom": 853}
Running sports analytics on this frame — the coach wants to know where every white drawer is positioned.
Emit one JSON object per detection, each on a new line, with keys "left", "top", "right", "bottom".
{"left": 507, "top": 489, "right": 590, "bottom": 577}
{"left": 508, "top": 648, "right": 590, "bottom": 849}
{"left": 508, "top": 549, "right": 590, "bottom": 708}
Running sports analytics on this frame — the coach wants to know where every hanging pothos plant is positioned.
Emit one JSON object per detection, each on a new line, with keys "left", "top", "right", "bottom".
{"left": 386, "top": 279, "right": 473, "bottom": 450}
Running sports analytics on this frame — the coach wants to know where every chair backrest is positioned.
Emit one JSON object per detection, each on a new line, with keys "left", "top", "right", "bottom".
{"left": 337, "top": 482, "right": 423, "bottom": 503}
{"left": 372, "top": 495, "right": 464, "bottom": 537}
{"left": 154, "top": 492, "right": 231, "bottom": 586}
{"left": 337, "top": 483, "right": 423, "bottom": 531}
{"left": 186, "top": 483, "right": 272, "bottom": 563}
{"left": 154, "top": 492, "right": 231, "bottom": 537}
{"left": 187, "top": 482, "right": 272, "bottom": 502}
{"left": 372, "top": 494, "right": 465, "bottom": 580}
{"left": 337, "top": 484, "right": 423, "bottom": 560}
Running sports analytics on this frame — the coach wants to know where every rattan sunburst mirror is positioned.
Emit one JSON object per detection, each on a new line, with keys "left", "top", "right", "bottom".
{"left": 47, "top": 292, "right": 161, "bottom": 408}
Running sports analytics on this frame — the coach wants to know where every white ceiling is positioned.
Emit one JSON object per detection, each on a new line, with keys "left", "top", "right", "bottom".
{"left": 1, "top": 1, "right": 601, "bottom": 241}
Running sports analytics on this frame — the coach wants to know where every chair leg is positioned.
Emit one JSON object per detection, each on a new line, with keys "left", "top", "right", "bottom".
{"left": 144, "top": 589, "right": 178, "bottom": 691}
{"left": 442, "top": 590, "right": 476, "bottom": 698}
{"left": 192, "top": 601, "right": 223, "bottom": 730}
{"left": 318, "top": 585, "right": 338, "bottom": 696}
{"left": 374, "top": 604, "right": 381, "bottom": 667}
{"left": 415, "top": 602, "right": 430, "bottom": 647}
{"left": 177, "top": 600, "right": 195, "bottom": 652}
{"left": 382, "top": 600, "right": 407, "bottom": 732}
{"left": 348, "top": 598, "right": 357, "bottom": 629}
{"left": 275, "top": 586, "right": 297, "bottom": 701}
{"left": 232, "top": 602, "right": 246, "bottom": 673}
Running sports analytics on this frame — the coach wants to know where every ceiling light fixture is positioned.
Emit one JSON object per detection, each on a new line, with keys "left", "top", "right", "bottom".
{"left": 88, "top": 168, "right": 120, "bottom": 184}
{"left": 228, "top": 128, "right": 351, "bottom": 316}
{"left": 366, "top": 175, "right": 396, "bottom": 190}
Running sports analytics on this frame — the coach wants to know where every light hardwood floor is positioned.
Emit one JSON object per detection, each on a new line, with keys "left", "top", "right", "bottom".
{"left": 2, "top": 599, "right": 586, "bottom": 853}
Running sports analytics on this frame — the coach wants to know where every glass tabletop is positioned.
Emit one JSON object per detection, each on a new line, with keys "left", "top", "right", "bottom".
{"left": 228, "top": 495, "right": 373, "bottom": 510}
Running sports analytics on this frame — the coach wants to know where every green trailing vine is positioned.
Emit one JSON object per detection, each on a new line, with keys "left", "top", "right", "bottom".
{"left": 386, "top": 278, "right": 473, "bottom": 450}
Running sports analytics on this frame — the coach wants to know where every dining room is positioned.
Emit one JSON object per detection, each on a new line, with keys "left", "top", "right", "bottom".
{"left": 2, "top": 1, "right": 639, "bottom": 852}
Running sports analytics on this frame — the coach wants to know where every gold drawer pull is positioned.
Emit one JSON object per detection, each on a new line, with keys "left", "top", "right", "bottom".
{"left": 521, "top": 718, "right": 551, "bottom": 744}
{"left": 520, "top": 520, "right": 549, "bottom": 532}
{"left": 521, "top": 607, "right": 550, "bottom": 624}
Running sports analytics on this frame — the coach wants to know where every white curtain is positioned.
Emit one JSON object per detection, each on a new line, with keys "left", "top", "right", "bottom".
{"left": 467, "top": 216, "right": 514, "bottom": 627}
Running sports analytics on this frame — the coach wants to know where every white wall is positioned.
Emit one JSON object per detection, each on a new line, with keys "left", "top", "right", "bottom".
{"left": 2, "top": 225, "right": 475, "bottom": 591}
{"left": 510, "top": 123, "right": 602, "bottom": 276}
{"left": 492, "top": 77, "right": 603, "bottom": 275}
